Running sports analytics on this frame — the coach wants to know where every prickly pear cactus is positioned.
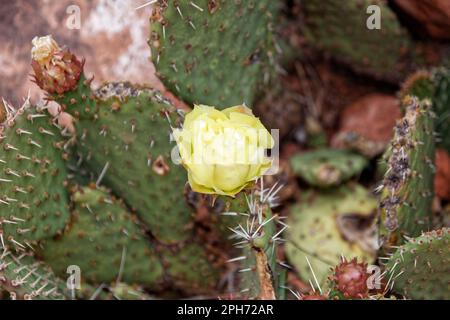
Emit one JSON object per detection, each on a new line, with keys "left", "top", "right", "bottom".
{"left": 34, "top": 45, "right": 191, "bottom": 244}
{"left": 38, "top": 186, "right": 164, "bottom": 288}
{"left": 379, "top": 96, "right": 435, "bottom": 246}
{"left": 290, "top": 149, "right": 368, "bottom": 188}
{"left": 385, "top": 228, "right": 449, "bottom": 300}
{"left": 302, "top": 0, "right": 418, "bottom": 82}
{"left": 328, "top": 258, "right": 369, "bottom": 299}
{"left": 285, "top": 184, "right": 377, "bottom": 286}
{"left": 158, "top": 242, "right": 220, "bottom": 295}
{"left": 221, "top": 189, "right": 285, "bottom": 300}
{"left": 0, "top": 99, "right": 70, "bottom": 249}
{"left": 150, "top": 0, "right": 279, "bottom": 108}
{"left": 70, "top": 82, "right": 191, "bottom": 244}
{"left": 432, "top": 67, "right": 450, "bottom": 153}
{"left": 0, "top": 250, "right": 65, "bottom": 300}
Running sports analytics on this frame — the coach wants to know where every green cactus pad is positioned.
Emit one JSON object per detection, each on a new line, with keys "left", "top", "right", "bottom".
{"left": 69, "top": 83, "right": 191, "bottom": 244}
{"left": 0, "top": 250, "right": 65, "bottom": 300}
{"left": 379, "top": 96, "right": 435, "bottom": 246}
{"left": 385, "top": 228, "right": 449, "bottom": 300}
{"left": 432, "top": 67, "right": 450, "bottom": 153}
{"left": 302, "top": 0, "right": 418, "bottom": 82}
{"left": 38, "top": 187, "right": 164, "bottom": 289}
{"left": 238, "top": 205, "right": 281, "bottom": 299}
{"left": 0, "top": 102, "right": 70, "bottom": 248}
{"left": 285, "top": 184, "right": 377, "bottom": 286}
{"left": 221, "top": 193, "right": 284, "bottom": 299}
{"left": 150, "top": 0, "right": 278, "bottom": 108}
{"left": 159, "top": 242, "right": 220, "bottom": 295}
{"left": 290, "top": 149, "right": 368, "bottom": 188}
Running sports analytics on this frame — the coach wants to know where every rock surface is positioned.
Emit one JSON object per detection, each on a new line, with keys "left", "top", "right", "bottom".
{"left": 435, "top": 149, "right": 450, "bottom": 200}
{"left": 394, "top": 0, "right": 450, "bottom": 40}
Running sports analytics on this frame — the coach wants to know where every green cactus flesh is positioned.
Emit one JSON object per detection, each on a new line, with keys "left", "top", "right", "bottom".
{"left": 150, "top": 0, "right": 278, "bottom": 108}
{"left": 0, "top": 102, "right": 70, "bottom": 248}
{"left": 385, "top": 228, "right": 449, "bottom": 300}
{"left": 302, "top": 0, "right": 418, "bottom": 82}
{"left": 290, "top": 149, "right": 368, "bottom": 188}
{"left": 221, "top": 193, "right": 284, "bottom": 299}
{"left": 0, "top": 250, "right": 65, "bottom": 300}
{"left": 285, "top": 184, "right": 377, "bottom": 286}
{"left": 432, "top": 67, "right": 450, "bottom": 153}
{"left": 379, "top": 96, "right": 435, "bottom": 246}
{"left": 63, "top": 82, "right": 191, "bottom": 244}
{"left": 38, "top": 187, "right": 164, "bottom": 289}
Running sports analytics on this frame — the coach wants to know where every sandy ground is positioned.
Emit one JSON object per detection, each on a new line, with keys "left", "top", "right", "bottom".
{"left": 0, "top": 0, "right": 162, "bottom": 106}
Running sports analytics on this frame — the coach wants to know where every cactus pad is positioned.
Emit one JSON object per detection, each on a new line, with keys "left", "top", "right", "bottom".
{"left": 150, "top": 0, "right": 278, "bottom": 108}
{"left": 385, "top": 228, "right": 449, "bottom": 300}
{"left": 379, "top": 96, "right": 435, "bottom": 246}
{"left": 68, "top": 82, "right": 191, "bottom": 244}
{"left": 432, "top": 67, "right": 450, "bottom": 153}
{"left": 302, "top": 0, "right": 417, "bottom": 82}
{"left": 290, "top": 149, "right": 368, "bottom": 188}
{"left": 38, "top": 186, "right": 164, "bottom": 288}
{"left": 285, "top": 184, "right": 377, "bottom": 285}
{"left": 0, "top": 100, "right": 70, "bottom": 248}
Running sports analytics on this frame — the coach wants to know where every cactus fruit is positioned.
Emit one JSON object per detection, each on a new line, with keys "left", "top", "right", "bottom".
{"left": 0, "top": 99, "right": 70, "bottom": 249}
{"left": 37, "top": 186, "right": 164, "bottom": 289}
{"left": 150, "top": 0, "right": 279, "bottom": 108}
{"left": 384, "top": 228, "right": 450, "bottom": 300}
{"left": 379, "top": 96, "right": 435, "bottom": 246}
{"left": 302, "top": 0, "right": 418, "bottom": 82}
{"left": 290, "top": 149, "right": 368, "bottom": 188}
{"left": 328, "top": 258, "right": 369, "bottom": 299}
{"left": 0, "top": 250, "right": 65, "bottom": 300}
{"left": 285, "top": 184, "right": 377, "bottom": 286}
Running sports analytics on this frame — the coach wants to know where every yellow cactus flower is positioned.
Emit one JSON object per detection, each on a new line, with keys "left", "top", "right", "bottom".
{"left": 173, "top": 104, "right": 274, "bottom": 196}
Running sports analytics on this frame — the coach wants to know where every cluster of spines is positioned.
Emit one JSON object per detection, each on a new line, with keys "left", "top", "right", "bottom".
{"left": 150, "top": 0, "right": 279, "bottom": 108}
{"left": 383, "top": 228, "right": 449, "bottom": 300}
{"left": 0, "top": 250, "right": 64, "bottom": 300}
{"left": 0, "top": 97, "right": 70, "bottom": 251}
{"left": 222, "top": 179, "right": 287, "bottom": 299}
{"left": 378, "top": 95, "right": 435, "bottom": 246}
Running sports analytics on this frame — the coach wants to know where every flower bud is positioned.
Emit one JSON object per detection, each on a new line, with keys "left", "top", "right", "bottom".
{"left": 31, "top": 35, "right": 83, "bottom": 94}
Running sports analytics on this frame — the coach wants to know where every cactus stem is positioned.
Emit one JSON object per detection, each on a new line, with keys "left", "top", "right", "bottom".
{"left": 255, "top": 249, "right": 276, "bottom": 300}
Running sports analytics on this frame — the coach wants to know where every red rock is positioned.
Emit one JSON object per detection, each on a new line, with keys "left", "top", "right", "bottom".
{"left": 332, "top": 94, "right": 401, "bottom": 157}
{"left": 394, "top": 0, "right": 450, "bottom": 40}
{"left": 338, "top": 94, "right": 401, "bottom": 143}
{"left": 435, "top": 149, "right": 450, "bottom": 200}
